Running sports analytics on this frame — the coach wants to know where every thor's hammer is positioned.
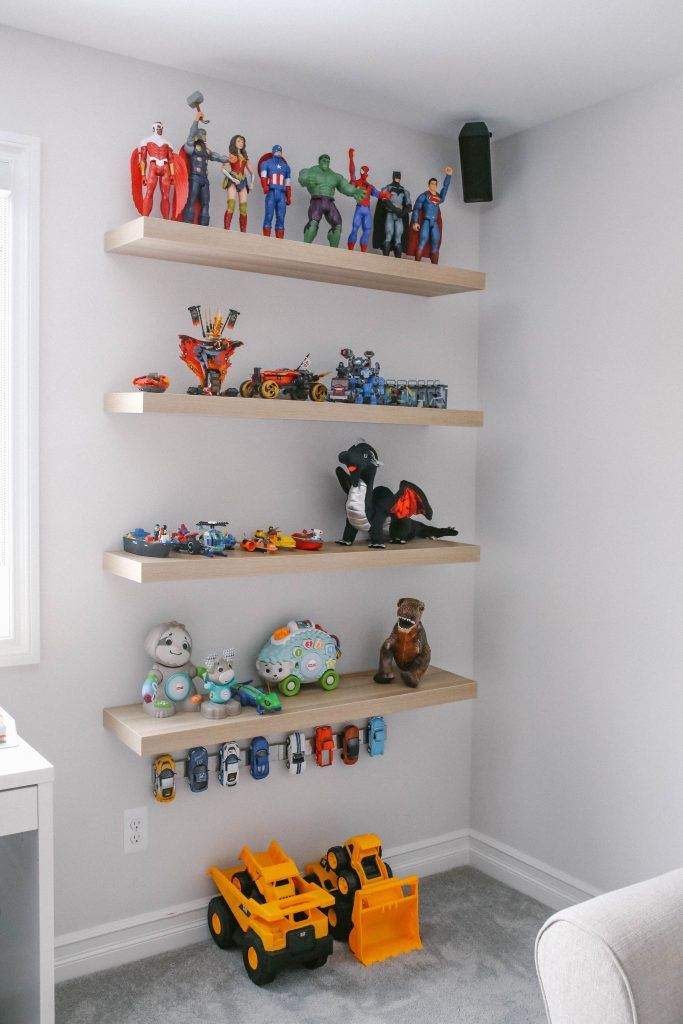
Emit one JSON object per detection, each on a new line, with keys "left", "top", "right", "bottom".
{"left": 187, "top": 90, "right": 210, "bottom": 123}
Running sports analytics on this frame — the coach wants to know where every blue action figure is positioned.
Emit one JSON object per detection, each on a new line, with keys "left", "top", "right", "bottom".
{"left": 347, "top": 148, "right": 389, "bottom": 251}
{"left": 181, "top": 110, "right": 228, "bottom": 226}
{"left": 258, "top": 145, "right": 292, "bottom": 238}
{"left": 407, "top": 165, "right": 453, "bottom": 264}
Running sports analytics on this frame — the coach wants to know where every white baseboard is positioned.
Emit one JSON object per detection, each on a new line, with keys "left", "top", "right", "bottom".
{"left": 55, "top": 828, "right": 596, "bottom": 983}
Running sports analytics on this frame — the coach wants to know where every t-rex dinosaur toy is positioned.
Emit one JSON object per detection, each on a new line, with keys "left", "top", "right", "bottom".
{"left": 335, "top": 440, "right": 458, "bottom": 548}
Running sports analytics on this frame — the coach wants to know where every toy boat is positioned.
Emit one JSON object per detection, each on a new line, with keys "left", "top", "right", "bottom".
{"left": 293, "top": 529, "right": 324, "bottom": 551}
{"left": 123, "top": 529, "right": 172, "bottom": 558}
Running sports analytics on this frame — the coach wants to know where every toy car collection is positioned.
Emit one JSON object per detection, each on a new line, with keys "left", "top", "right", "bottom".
{"left": 207, "top": 841, "right": 335, "bottom": 985}
{"left": 255, "top": 619, "right": 341, "bottom": 697}
{"left": 367, "top": 716, "right": 385, "bottom": 756}
{"left": 131, "top": 373, "right": 170, "bottom": 393}
{"left": 239, "top": 354, "right": 329, "bottom": 401}
{"left": 218, "top": 742, "right": 240, "bottom": 787}
{"left": 341, "top": 725, "right": 360, "bottom": 765}
{"left": 179, "top": 305, "right": 244, "bottom": 396}
{"left": 152, "top": 754, "right": 177, "bottom": 802}
{"left": 328, "top": 348, "right": 448, "bottom": 408}
{"left": 285, "top": 731, "right": 307, "bottom": 775}
{"left": 314, "top": 725, "right": 335, "bottom": 767}
{"left": 250, "top": 736, "right": 270, "bottom": 780}
{"left": 304, "top": 834, "right": 421, "bottom": 965}
{"left": 186, "top": 746, "right": 209, "bottom": 792}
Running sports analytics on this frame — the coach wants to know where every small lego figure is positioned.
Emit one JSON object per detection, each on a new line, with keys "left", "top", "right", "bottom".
{"left": 298, "top": 155, "right": 365, "bottom": 247}
{"left": 407, "top": 166, "right": 453, "bottom": 264}
{"left": 222, "top": 135, "right": 255, "bottom": 232}
{"left": 180, "top": 110, "right": 229, "bottom": 226}
{"left": 131, "top": 122, "right": 188, "bottom": 220}
{"left": 346, "top": 148, "right": 389, "bottom": 252}
{"left": 372, "top": 171, "right": 412, "bottom": 257}
{"left": 258, "top": 145, "right": 292, "bottom": 238}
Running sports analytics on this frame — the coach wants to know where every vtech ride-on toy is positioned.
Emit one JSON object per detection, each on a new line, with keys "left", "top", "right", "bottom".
{"left": 207, "top": 841, "right": 335, "bottom": 985}
{"left": 304, "top": 833, "right": 421, "bottom": 967}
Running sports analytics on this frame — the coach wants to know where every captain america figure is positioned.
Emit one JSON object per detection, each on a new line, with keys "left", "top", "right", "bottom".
{"left": 410, "top": 166, "right": 453, "bottom": 264}
{"left": 347, "top": 148, "right": 389, "bottom": 251}
{"left": 181, "top": 111, "right": 228, "bottom": 226}
{"left": 258, "top": 145, "right": 292, "bottom": 237}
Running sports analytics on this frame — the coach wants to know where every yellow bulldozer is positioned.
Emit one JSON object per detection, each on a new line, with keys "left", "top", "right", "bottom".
{"left": 304, "top": 833, "right": 422, "bottom": 966}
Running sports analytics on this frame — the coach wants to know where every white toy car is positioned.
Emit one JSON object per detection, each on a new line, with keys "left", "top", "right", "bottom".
{"left": 218, "top": 741, "right": 240, "bottom": 787}
{"left": 285, "top": 731, "right": 307, "bottom": 776}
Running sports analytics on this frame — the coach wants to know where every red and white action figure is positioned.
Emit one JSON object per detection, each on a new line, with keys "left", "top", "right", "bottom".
{"left": 130, "top": 122, "right": 188, "bottom": 219}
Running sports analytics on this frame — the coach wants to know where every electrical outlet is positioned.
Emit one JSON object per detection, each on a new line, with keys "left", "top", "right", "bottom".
{"left": 124, "top": 806, "right": 148, "bottom": 854}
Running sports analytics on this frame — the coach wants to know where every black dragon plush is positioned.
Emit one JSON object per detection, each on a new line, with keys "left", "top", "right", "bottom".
{"left": 335, "top": 440, "right": 458, "bottom": 548}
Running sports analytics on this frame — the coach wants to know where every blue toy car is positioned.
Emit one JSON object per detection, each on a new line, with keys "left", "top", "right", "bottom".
{"left": 250, "top": 736, "right": 270, "bottom": 780}
{"left": 186, "top": 746, "right": 209, "bottom": 791}
{"left": 367, "top": 716, "right": 385, "bottom": 757}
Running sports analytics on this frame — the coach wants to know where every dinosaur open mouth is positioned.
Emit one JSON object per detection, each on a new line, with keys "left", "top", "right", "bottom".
{"left": 398, "top": 616, "right": 415, "bottom": 630}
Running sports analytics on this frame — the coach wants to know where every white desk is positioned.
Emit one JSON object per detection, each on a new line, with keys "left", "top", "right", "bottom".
{"left": 0, "top": 738, "right": 54, "bottom": 1024}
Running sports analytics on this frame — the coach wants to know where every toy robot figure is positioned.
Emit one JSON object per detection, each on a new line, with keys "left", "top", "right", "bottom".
{"left": 180, "top": 111, "right": 228, "bottom": 226}
{"left": 298, "top": 155, "right": 365, "bottom": 247}
{"left": 406, "top": 167, "right": 453, "bottom": 264}
{"left": 179, "top": 305, "right": 244, "bottom": 396}
{"left": 346, "top": 148, "right": 389, "bottom": 251}
{"left": 258, "top": 145, "right": 292, "bottom": 238}
{"left": 372, "top": 171, "right": 412, "bottom": 257}
{"left": 222, "top": 134, "right": 255, "bottom": 232}
{"left": 130, "top": 122, "right": 188, "bottom": 219}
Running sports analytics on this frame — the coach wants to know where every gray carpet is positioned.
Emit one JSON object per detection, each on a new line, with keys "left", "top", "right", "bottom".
{"left": 56, "top": 867, "right": 550, "bottom": 1024}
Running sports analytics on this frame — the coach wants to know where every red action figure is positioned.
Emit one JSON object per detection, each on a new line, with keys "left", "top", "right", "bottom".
{"left": 347, "top": 148, "right": 389, "bottom": 252}
{"left": 131, "top": 122, "right": 188, "bottom": 219}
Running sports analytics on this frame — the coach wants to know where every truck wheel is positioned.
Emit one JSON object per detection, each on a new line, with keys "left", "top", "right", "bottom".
{"left": 232, "top": 870, "right": 254, "bottom": 897}
{"left": 208, "top": 896, "right": 236, "bottom": 950}
{"left": 185, "top": 538, "right": 201, "bottom": 555}
{"left": 278, "top": 675, "right": 301, "bottom": 697}
{"left": 240, "top": 380, "right": 254, "bottom": 398}
{"left": 304, "top": 952, "right": 329, "bottom": 969}
{"left": 337, "top": 868, "right": 361, "bottom": 898}
{"left": 319, "top": 669, "right": 340, "bottom": 692}
{"left": 384, "top": 861, "right": 394, "bottom": 878}
{"left": 310, "top": 382, "right": 328, "bottom": 402}
{"left": 326, "top": 845, "right": 350, "bottom": 872}
{"left": 243, "top": 931, "right": 276, "bottom": 986}
{"left": 303, "top": 872, "right": 320, "bottom": 886}
{"left": 260, "top": 380, "right": 279, "bottom": 399}
{"left": 327, "top": 901, "right": 353, "bottom": 942}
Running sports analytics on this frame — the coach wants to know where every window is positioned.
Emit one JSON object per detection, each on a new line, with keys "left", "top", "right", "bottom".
{"left": 0, "top": 132, "right": 40, "bottom": 666}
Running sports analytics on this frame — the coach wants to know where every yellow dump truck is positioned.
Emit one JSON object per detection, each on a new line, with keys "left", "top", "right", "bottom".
{"left": 304, "top": 833, "right": 422, "bottom": 966}
{"left": 207, "top": 840, "right": 335, "bottom": 985}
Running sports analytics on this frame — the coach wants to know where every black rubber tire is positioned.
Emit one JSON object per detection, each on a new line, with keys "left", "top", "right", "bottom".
{"left": 327, "top": 899, "right": 353, "bottom": 942}
{"left": 384, "top": 861, "right": 393, "bottom": 878}
{"left": 232, "top": 870, "right": 254, "bottom": 897}
{"left": 326, "top": 845, "right": 350, "bottom": 873}
{"left": 303, "top": 872, "right": 321, "bottom": 886}
{"left": 337, "top": 868, "right": 361, "bottom": 899}
{"left": 304, "top": 953, "right": 329, "bottom": 969}
{"left": 207, "top": 896, "right": 236, "bottom": 950}
{"left": 242, "top": 930, "right": 276, "bottom": 986}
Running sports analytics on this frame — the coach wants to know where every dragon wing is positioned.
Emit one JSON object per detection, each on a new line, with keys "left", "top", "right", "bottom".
{"left": 390, "top": 481, "right": 433, "bottom": 521}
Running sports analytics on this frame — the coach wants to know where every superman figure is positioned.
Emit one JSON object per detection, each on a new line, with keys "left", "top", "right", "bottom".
{"left": 407, "top": 166, "right": 453, "bottom": 264}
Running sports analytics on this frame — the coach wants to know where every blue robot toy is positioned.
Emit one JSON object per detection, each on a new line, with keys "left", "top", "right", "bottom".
{"left": 258, "top": 145, "right": 292, "bottom": 238}
{"left": 408, "top": 165, "right": 453, "bottom": 264}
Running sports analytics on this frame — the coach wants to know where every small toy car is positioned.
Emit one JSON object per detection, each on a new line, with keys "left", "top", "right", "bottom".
{"left": 341, "top": 725, "right": 360, "bottom": 765}
{"left": 239, "top": 354, "right": 329, "bottom": 402}
{"left": 186, "top": 746, "right": 209, "bottom": 792}
{"left": 132, "top": 373, "right": 170, "bottom": 393}
{"left": 170, "top": 523, "right": 204, "bottom": 555}
{"left": 234, "top": 683, "right": 282, "bottom": 715}
{"left": 152, "top": 754, "right": 177, "bottom": 802}
{"left": 285, "top": 731, "right": 307, "bottom": 775}
{"left": 250, "top": 736, "right": 270, "bottom": 779}
{"left": 255, "top": 527, "right": 296, "bottom": 549}
{"left": 218, "top": 742, "right": 240, "bottom": 787}
{"left": 367, "top": 716, "right": 385, "bottom": 757}
{"left": 315, "top": 725, "right": 334, "bottom": 767}
{"left": 240, "top": 533, "right": 278, "bottom": 554}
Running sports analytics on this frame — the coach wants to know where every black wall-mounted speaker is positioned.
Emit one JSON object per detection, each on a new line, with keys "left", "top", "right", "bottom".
{"left": 458, "top": 122, "right": 493, "bottom": 203}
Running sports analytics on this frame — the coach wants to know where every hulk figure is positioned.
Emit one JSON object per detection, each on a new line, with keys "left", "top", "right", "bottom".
{"left": 298, "top": 154, "right": 365, "bottom": 246}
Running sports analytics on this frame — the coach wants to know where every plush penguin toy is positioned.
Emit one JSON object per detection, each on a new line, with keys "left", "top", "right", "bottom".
{"left": 335, "top": 439, "right": 458, "bottom": 548}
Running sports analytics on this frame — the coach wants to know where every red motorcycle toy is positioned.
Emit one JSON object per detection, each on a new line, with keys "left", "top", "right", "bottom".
{"left": 179, "top": 304, "right": 245, "bottom": 396}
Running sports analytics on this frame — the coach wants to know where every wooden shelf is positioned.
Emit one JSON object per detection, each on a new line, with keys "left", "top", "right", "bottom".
{"left": 103, "top": 538, "right": 480, "bottom": 584}
{"left": 103, "top": 666, "right": 477, "bottom": 756}
{"left": 104, "top": 217, "right": 486, "bottom": 298}
{"left": 104, "top": 391, "right": 484, "bottom": 428}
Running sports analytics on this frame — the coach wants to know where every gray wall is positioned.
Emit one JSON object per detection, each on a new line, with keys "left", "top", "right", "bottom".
{"left": 0, "top": 28, "right": 480, "bottom": 938}
{"left": 474, "top": 74, "right": 683, "bottom": 890}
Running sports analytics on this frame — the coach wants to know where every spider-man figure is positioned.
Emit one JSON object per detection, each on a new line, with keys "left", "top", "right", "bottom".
{"left": 347, "top": 148, "right": 389, "bottom": 252}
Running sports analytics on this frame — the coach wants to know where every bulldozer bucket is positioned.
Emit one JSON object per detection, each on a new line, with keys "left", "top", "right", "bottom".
{"left": 349, "top": 877, "right": 422, "bottom": 966}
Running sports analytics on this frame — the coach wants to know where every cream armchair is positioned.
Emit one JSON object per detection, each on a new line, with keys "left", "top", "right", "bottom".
{"left": 535, "top": 868, "right": 683, "bottom": 1024}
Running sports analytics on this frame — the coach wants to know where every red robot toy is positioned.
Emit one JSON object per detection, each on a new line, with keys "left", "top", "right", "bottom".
{"left": 130, "top": 121, "right": 188, "bottom": 219}
{"left": 179, "top": 305, "right": 245, "bottom": 396}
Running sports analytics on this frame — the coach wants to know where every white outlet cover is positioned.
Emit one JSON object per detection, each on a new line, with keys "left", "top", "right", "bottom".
{"left": 124, "top": 806, "right": 148, "bottom": 854}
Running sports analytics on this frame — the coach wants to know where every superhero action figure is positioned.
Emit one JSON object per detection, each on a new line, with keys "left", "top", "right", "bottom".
{"left": 346, "top": 148, "right": 389, "bottom": 252}
{"left": 406, "top": 166, "right": 453, "bottom": 264}
{"left": 372, "top": 171, "right": 412, "bottom": 258}
{"left": 298, "top": 155, "right": 365, "bottom": 247}
{"left": 222, "top": 134, "right": 255, "bottom": 232}
{"left": 130, "top": 122, "right": 188, "bottom": 219}
{"left": 258, "top": 145, "right": 292, "bottom": 237}
{"left": 180, "top": 110, "right": 228, "bottom": 226}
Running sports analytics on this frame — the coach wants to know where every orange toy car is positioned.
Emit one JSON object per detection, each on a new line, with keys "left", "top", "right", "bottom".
{"left": 239, "top": 354, "right": 329, "bottom": 401}
{"left": 314, "top": 725, "right": 335, "bottom": 767}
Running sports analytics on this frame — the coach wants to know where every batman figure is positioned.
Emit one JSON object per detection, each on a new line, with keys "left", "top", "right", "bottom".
{"left": 372, "top": 171, "right": 412, "bottom": 257}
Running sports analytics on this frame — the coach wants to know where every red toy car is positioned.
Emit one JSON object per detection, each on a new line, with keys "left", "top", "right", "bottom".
{"left": 314, "top": 726, "right": 335, "bottom": 767}
{"left": 239, "top": 354, "right": 329, "bottom": 402}
{"left": 341, "top": 725, "right": 360, "bottom": 765}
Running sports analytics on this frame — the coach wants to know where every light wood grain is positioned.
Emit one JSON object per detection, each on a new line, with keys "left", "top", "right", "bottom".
{"left": 102, "top": 666, "right": 477, "bottom": 756}
{"left": 104, "top": 391, "right": 484, "bottom": 427}
{"left": 103, "top": 538, "right": 480, "bottom": 583}
{"left": 104, "top": 217, "right": 486, "bottom": 298}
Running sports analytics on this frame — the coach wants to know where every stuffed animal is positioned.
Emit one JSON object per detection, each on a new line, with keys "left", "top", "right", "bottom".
{"left": 374, "top": 598, "right": 431, "bottom": 689}
{"left": 335, "top": 439, "right": 458, "bottom": 548}
{"left": 141, "top": 621, "right": 203, "bottom": 718}
{"left": 198, "top": 648, "right": 242, "bottom": 719}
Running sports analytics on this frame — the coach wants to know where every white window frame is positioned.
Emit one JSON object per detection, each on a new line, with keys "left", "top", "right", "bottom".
{"left": 0, "top": 131, "right": 40, "bottom": 666}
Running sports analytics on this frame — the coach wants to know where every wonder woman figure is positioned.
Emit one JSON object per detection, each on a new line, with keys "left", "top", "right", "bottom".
{"left": 222, "top": 134, "right": 255, "bottom": 232}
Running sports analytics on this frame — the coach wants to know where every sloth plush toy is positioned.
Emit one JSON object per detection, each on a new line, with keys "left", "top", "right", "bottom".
{"left": 335, "top": 439, "right": 458, "bottom": 548}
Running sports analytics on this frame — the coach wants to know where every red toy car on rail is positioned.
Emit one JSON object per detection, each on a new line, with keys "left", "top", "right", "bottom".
{"left": 240, "top": 354, "right": 329, "bottom": 402}
{"left": 315, "top": 726, "right": 335, "bottom": 767}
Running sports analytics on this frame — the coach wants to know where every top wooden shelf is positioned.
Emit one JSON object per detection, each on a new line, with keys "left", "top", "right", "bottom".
{"left": 104, "top": 217, "right": 486, "bottom": 298}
